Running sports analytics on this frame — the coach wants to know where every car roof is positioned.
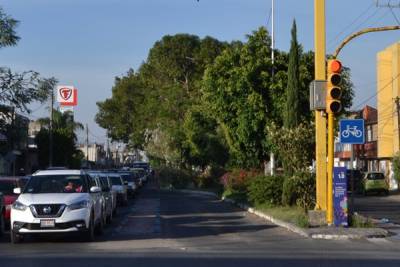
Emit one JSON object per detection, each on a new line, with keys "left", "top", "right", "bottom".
{"left": 33, "top": 169, "right": 84, "bottom": 176}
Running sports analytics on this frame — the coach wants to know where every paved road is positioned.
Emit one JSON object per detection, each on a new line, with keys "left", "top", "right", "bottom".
{"left": 354, "top": 192, "right": 400, "bottom": 224}
{"left": 1, "top": 180, "right": 400, "bottom": 266}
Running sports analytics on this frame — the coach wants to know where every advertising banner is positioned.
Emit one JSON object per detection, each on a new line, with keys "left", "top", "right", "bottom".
{"left": 333, "top": 167, "right": 348, "bottom": 227}
{"left": 56, "top": 85, "right": 77, "bottom": 106}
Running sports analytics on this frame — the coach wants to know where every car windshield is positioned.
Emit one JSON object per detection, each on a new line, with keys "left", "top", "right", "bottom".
{"left": 0, "top": 180, "right": 16, "bottom": 195}
{"left": 110, "top": 176, "right": 122, "bottom": 185}
{"left": 24, "top": 175, "right": 88, "bottom": 194}
{"left": 367, "top": 173, "right": 385, "bottom": 180}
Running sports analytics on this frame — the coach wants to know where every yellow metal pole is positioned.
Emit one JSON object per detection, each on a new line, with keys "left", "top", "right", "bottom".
{"left": 314, "top": 0, "right": 327, "bottom": 212}
{"left": 327, "top": 113, "right": 334, "bottom": 224}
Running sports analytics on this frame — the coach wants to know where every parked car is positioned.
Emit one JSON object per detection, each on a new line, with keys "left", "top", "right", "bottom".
{"left": 362, "top": 172, "right": 389, "bottom": 196}
{"left": 131, "top": 168, "right": 148, "bottom": 184}
{"left": 0, "top": 176, "right": 29, "bottom": 228}
{"left": 89, "top": 172, "right": 114, "bottom": 223}
{"left": 0, "top": 192, "right": 4, "bottom": 236}
{"left": 118, "top": 171, "right": 137, "bottom": 197}
{"left": 97, "top": 173, "right": 117, "bottom": 216}
{"left": 107, "top": 173, "right": 128, "bottom": 206}
{"left": 10, "top": 169, "right": 104, "bottom": 243}
{"left": 87, "top": 173, "right": 109, "bottom": 226}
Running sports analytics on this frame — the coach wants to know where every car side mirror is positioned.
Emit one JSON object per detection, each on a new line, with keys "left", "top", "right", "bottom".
{"left": 13, "top": 187, "right": 21, "bottom": 194}
{"left": 124, "top": 181, "right": 128, "bottom": 185}
{"left": 90, "top": 186, "right": 101, "bottom": 193}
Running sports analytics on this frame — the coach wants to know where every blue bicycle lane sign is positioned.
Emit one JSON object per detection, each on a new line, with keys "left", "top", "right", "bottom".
{"left": 339, "top": 119, "right": 365, "bottom": 144}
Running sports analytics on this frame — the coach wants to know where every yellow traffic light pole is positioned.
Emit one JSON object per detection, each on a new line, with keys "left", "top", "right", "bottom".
{"left": 314, "top": 0, "right": 327, "bottom": 213}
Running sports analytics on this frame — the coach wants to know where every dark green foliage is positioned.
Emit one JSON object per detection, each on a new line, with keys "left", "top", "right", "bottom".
{"left": 247, "top": 175, "right": 284, "bottom": 206}
{"left": 0, "top": 7, "right": 19, "bottom": 48}
{"left": 282, "top": 175, "right": 297, "bottom": 206}
{"left": 281, "top": 171, "right": 316, "bottom": 211}
{"left": 285, "top": 20, "right": 301, "bottom": 128}
{"left": 35, "top": 110, "right": 84, "bottom": 169}
{"left": 157, "top": 166, "right": 194, "bottom": 189}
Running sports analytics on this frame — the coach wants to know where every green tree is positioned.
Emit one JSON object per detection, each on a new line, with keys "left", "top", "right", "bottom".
{"left": 182, "top": 106, "right": 229, "bottom": 169}
{"left": 35, "top": 110, "right": 84, "bottom": 169}
{"left": 285, "top": 20, "right": 301, "bottom": 128}
{"left": 0, "top": 7, "right": 19, "bottom": 48}
{"left": 96, "top": 34, "right": 227, "bottom": 168}
{"left": 203, "top": 27, "right": 285, "bottom": 167}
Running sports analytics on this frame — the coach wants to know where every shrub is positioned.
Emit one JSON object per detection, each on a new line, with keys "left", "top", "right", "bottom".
{"left": 281, "top": 171, "right": 316, "bottom": 212}
{"left": 195, "top": 165, "right": 225, "bottom": 189}
{"left": 157, "top": 166, "right": 194, "bottom": 189}
{"left": 220, "top": 169, "right": 261, "bottom": 192}
{"left": 281, "top": 175, "right": 296, "bottom": 206}
{"left": 247, "top": 175, "right": 284, "bottom": 206}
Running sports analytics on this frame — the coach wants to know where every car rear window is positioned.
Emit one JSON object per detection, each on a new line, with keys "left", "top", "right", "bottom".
{"left": 367, "top": 173, "right": 385, "bottom": 180}
{"left": 121, "top": 174, "right": 134, "bottom": 182}
{"left": 110, "top": 176, "right": 122, "bottom": 185}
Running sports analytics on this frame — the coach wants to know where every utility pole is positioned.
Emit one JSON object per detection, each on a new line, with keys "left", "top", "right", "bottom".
{"left": 314, "top": 0, "right": 328, "bottom": 216}
{"left": 269, "top": 0, "right": 276, "bottom": 176}
{"left": 49, "top": 88, "right": 54, "bottom": 167}
{"left": 86, "top": 123, "right": 89, "bottom": 164}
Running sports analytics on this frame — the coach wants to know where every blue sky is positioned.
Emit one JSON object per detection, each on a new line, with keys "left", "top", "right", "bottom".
{"left": 0, "top": 0, "right": 399, "bottom": 143}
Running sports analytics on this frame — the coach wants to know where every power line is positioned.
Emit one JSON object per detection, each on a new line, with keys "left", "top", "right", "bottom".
{"left": 389, "top": 7, "right": 400, "bottom": 24}
{"left": 354, "top": 72, "right": 400, "bottom": 110}
{"left": 328, "top": 3, "right": 380, "bottom": 51}
{"left": 328, "top": 2, "right": 375, "bottom": 45}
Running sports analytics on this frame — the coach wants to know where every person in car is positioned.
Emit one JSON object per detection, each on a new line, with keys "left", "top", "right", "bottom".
{"left": 64, "top": 181, "right": 75, "bottom": 192}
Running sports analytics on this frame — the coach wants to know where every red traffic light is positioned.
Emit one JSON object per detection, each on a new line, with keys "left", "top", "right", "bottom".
{"left": 329, "top": 59, "right": 342, "bottom": 73}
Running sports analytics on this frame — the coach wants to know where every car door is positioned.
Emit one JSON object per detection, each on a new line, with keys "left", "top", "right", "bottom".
{"left": 88, "top": 175, "right": 102, "bottom": 223}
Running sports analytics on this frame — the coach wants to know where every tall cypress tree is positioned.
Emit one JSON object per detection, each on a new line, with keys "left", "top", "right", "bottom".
{"left": 285, "top": 20, "right": 300, "bottom": 128}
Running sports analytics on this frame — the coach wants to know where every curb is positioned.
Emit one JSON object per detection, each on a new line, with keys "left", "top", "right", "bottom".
{"left": 221, "top": 196, "right": 310, "bottom": 238}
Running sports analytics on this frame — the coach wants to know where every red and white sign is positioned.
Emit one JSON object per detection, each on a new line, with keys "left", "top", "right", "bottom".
{"left": 57, "top": 86, "right": 78, "bottom": 106}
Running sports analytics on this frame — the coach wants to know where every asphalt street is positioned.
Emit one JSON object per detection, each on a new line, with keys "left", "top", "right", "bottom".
{"left": 1, "top": 180, "right": 400, "bottom": 267}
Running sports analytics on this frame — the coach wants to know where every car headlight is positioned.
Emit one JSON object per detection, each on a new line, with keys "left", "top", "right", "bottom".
{"left": 68, "top": 200, "right": 90, "bottom": 210}
{"left": 12, "top": 201, "right": 27, "bottom": 211}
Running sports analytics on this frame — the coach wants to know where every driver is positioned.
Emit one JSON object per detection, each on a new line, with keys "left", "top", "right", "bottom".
{"left": 64, "top": 181, "right": 75, "bottom": 192}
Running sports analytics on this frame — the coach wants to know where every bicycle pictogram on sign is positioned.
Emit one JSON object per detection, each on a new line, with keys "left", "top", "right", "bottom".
{"left": 339, "top": 119, "right": 365, "bottom": 144}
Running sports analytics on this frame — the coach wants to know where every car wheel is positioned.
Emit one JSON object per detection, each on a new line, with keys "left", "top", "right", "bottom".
{"left": 83, "top": 213, "right": 95, "bottom": 242}
{"left": 11, "top": 231, "right": 22, "bottom": 244}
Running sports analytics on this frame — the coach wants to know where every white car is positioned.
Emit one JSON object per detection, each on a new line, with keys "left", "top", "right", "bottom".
{"left": 10, "top": 169, "right": 104, "bottom": 243}
{"left": 107, "top": 173, "right": 128, "bottom": 206}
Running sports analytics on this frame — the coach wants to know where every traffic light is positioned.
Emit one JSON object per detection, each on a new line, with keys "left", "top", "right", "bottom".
{"left": 326, "top": 59, "right": 342, "bottom": 114}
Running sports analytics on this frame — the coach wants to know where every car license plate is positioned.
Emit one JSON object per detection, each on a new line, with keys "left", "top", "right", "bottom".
{"left": 40, "top": 219, "right": 55, "bottom": 228}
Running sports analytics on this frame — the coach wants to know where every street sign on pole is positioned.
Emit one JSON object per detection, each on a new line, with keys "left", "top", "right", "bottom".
{"left": 339, "top": 119, "right": 365, "bottom": 144}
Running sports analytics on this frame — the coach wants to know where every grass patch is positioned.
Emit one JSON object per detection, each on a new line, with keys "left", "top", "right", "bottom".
{"left": 350, "top": 213, "right": 374, "bottom": 228}
{"left": 255, "top": 204, "right": 310, "bottom": 228}
{"left": 222, "top": 189, "right": 248, "bottom": 204}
